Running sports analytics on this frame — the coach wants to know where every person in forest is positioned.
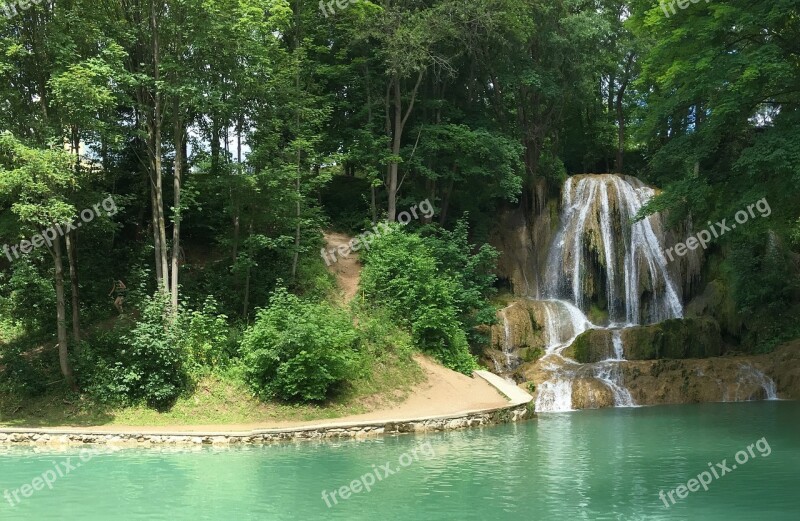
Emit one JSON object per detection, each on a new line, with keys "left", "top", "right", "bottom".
{"left": 109, "top": 279, "right": 128, "bottom": 314}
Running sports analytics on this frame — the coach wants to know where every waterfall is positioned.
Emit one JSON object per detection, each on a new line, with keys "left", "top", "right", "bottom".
{"left": 543, "top": 175, "right": 683, "bottom": 325}
{"left": 502, "top": 310, "right": 513, "bottom": 367}
{"left": 536, "top": 299, "right": 594, "bottom": 353}
{"left": 531, "top": 174, "right": 681, "bottom": 412}
{"left": 535, "top": 379, "right": 575, "bottom": 413}
{"left": 492, "top": 307, "right": 521, "bottom": 379}
{"left": 534, "top": 360, "right": 577, "bottom": 413}
{"left": 735, "top": 364, "right": 778, "bottom": 401}
{"left": 611, "top": 330, "right": 624, "bottom": 361}
{"left": 592, "top": 362, "right": 636, "bottom": 407}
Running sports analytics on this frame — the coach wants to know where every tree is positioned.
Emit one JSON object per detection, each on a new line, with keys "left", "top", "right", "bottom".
{"left": 0, "top": 132, "right": 80, "bottom": 389}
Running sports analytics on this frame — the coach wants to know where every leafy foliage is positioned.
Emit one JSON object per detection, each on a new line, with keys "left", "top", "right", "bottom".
{"left": 77, "top": 294, "right": 189, "bottom": 409}
{"left": 359, "top": 223, "right": 497, "bottom": 374}
{"left": 241, "top": 288, "right": 359, "bottom": 402}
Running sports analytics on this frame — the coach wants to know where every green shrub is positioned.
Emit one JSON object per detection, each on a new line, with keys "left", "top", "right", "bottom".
{"left": 75, "top": 327, "right": 135, "bottom": 404}
{"left": 0, "top": 260, "right": 55, "bottom": 335}
{"left": 241, "top": 288, "right": 358, "bottom": 402}
{"left": 0, "top": 342, "right": 57, "bottom": 397}
{"left": 178, "top": 296, "right": 231, "bottom": 374}
{"left": 77, "top": 293, "right": 189, "bottom": 409}
{"left": 359, "top": 224, "right": 484, "bottom": 374}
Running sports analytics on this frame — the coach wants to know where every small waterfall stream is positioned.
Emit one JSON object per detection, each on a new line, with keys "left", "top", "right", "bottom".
{"left": 497, "top": 308, "right": 521, "bottom": 382}
{"left": 734, "top": 364, "right": 778, "bottom": 401}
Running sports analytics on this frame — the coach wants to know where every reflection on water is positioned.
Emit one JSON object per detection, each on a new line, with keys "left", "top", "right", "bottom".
{"left": 0, "top": 401, "right": 798, "bottom": 520}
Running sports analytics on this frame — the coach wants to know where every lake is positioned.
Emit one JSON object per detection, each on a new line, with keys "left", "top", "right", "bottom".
{"left": 1, "top": 401, "right": 798, "bottom": 520}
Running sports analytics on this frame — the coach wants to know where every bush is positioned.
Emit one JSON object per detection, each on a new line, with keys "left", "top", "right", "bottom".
{"left": 77, "top": 293, "right": 190, "bottom": 409}
{"left": 359, "top": 224, "right": 491, "bottom": 374}
{"left": 0, "top": 342, "right": 58, "bottom": 397}
{"left": 0, "top": 260, "right": 56, "bottom": 335}
{"left": 241, "top": 288, "right": 358, "bottom": 402}
{"left": 178, "top": 296, "right": 232, "bottom": 374}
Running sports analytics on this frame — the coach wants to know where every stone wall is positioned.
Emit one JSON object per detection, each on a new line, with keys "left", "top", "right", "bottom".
{"left": 0, "top": 404, "right": 533, "bottom": 447}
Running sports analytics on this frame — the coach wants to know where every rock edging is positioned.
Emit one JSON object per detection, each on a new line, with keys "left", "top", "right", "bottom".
{"left": 0, "top": 372, "right": 534, "bottom": 446}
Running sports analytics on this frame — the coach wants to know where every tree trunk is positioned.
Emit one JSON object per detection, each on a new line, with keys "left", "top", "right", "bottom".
{"left": 151, "top": 3, "right": 169, "bottom": 293}
{"left": 615, "top": 97, "right": 625, "bottom": 173}
{"left": 243, "top": 223, "right": 253, "bottom": 321}
{"left": 53, "top": 239, "right": 76, "bottom": 390}
{"left": 291, "top": 4, "right": 302, "bottom": 280}
{"left": 615, "top": 53, "right": 635, "bottom": 174}
{"left": 171, "top": 102, "right": 184, "bottom": 312}
{"left": 150, "top": 181, "right": 163, "bottom": 284}
{"left": 387, "top": 72, "right": 423, "bottom": 222}
{"left": 65, "top": 229, "right": 80, "bottom": 346}
{"left": 211, "top": 116, "right": 221, "bottom": 173}
{"left": 388, "top": 78, "right": 403, "bottom": 221}
{"left": 439, "top": 178, "right": 455, "bottom": 226}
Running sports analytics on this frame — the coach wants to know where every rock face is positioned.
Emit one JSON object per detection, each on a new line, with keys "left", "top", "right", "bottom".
{"left": 488, "top": 301, "right": 549, "bottom": 372}
{"left": 621, "top": 318, "right": 723, "bottom": 360}
{"left": 561, "top": 318, "right": 723, "bottom": 363}
{"left": 521, "top": 342, "right": 798, "bottom": 410}
{"left": 620, "top": 357, "right": 777, "bottom": 405}
{"left": 562, "top": 329, "right": 617, "bottom": 362}
{"left": 490, "top": 198, "right": 559, "bottom": 297}
{"left": 570, "top": 377, "right": 616, "bottom": 409}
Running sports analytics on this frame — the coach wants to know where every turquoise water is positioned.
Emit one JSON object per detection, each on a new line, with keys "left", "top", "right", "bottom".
{"left": 1, "top": 401, "right": 798, "bottom": 520}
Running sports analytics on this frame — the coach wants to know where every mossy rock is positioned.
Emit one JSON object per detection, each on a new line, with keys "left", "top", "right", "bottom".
{"left": 622, "top": 318, "right": 722, "bottom": 360}
{"left": 563, "top": 329, "right": 614, "bottom": 363}
{"left": 587, "top": 304, "right": 609, "bottom": 326}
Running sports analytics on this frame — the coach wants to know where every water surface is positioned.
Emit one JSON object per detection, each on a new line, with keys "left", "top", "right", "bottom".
{"left": 1, "top": 401, "right": 797, "bottom": 520}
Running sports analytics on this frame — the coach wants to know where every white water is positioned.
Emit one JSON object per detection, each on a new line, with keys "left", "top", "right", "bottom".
{"left": 593, "top": 362, "right": 636, "bottom": 407}
{"left": 735, "top": 364, "right": 778, "bottom": 401}
{"left": 537, "top": 299, "right": 594, "bottom": 353}
{"left": 493, "top": 307, "right": 522, "bottom": 379}
{"left": 532, "top": 175, "right": 682, "bottom": 412}
{"left": 533, "top": 300, "right": 593, "bottom": 413}
{"left": 543, "top": 175, "right": 683, "bottom": 325}
{"left": 535, "top": 379, "right": 575, "bottom": 413}
{"left": 611, "top": 330, "right": 624, "bottom": 361}
{"left": 502, "top": 310, "right": 513, "bottom": 367}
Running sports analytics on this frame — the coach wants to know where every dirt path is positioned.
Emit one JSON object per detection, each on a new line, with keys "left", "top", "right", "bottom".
{"left": 9, "top": 355, "right": 510, "bottom": 434}
{"left": 323, "top": 231, "right": 362, "bottom": 303}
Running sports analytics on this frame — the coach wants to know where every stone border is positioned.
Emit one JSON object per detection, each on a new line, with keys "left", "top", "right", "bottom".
{"left": 0, "top": 373, "right": 534, "bottom": 446}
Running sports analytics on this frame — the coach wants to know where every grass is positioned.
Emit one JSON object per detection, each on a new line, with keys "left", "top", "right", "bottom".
{"left": 0, "top": 347, "right": 425, "bottom": 428}
{"left": 0, "top": 228, "right": 426, "bottom": 429}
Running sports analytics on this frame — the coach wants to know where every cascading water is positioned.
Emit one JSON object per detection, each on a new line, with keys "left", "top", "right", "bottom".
{"left": 734, "top": 364, "right": 778, "bottom": 401}
{"left": 543, "top": 175, "right": 682, "bottom": 325}
{"left": 537, "top": 299, "right": 594, "bottom": 353}
{"left": 533, "top": 300, "right": 594, "bottom": 412}
{"left": 497, "top": 308, "right": 521, "bottom": 382}
{"left": 611, "top": 330, "right": 624, "bottom": 361}
{"left": 532, "top": 174, "right": 682, "bottom": 412}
